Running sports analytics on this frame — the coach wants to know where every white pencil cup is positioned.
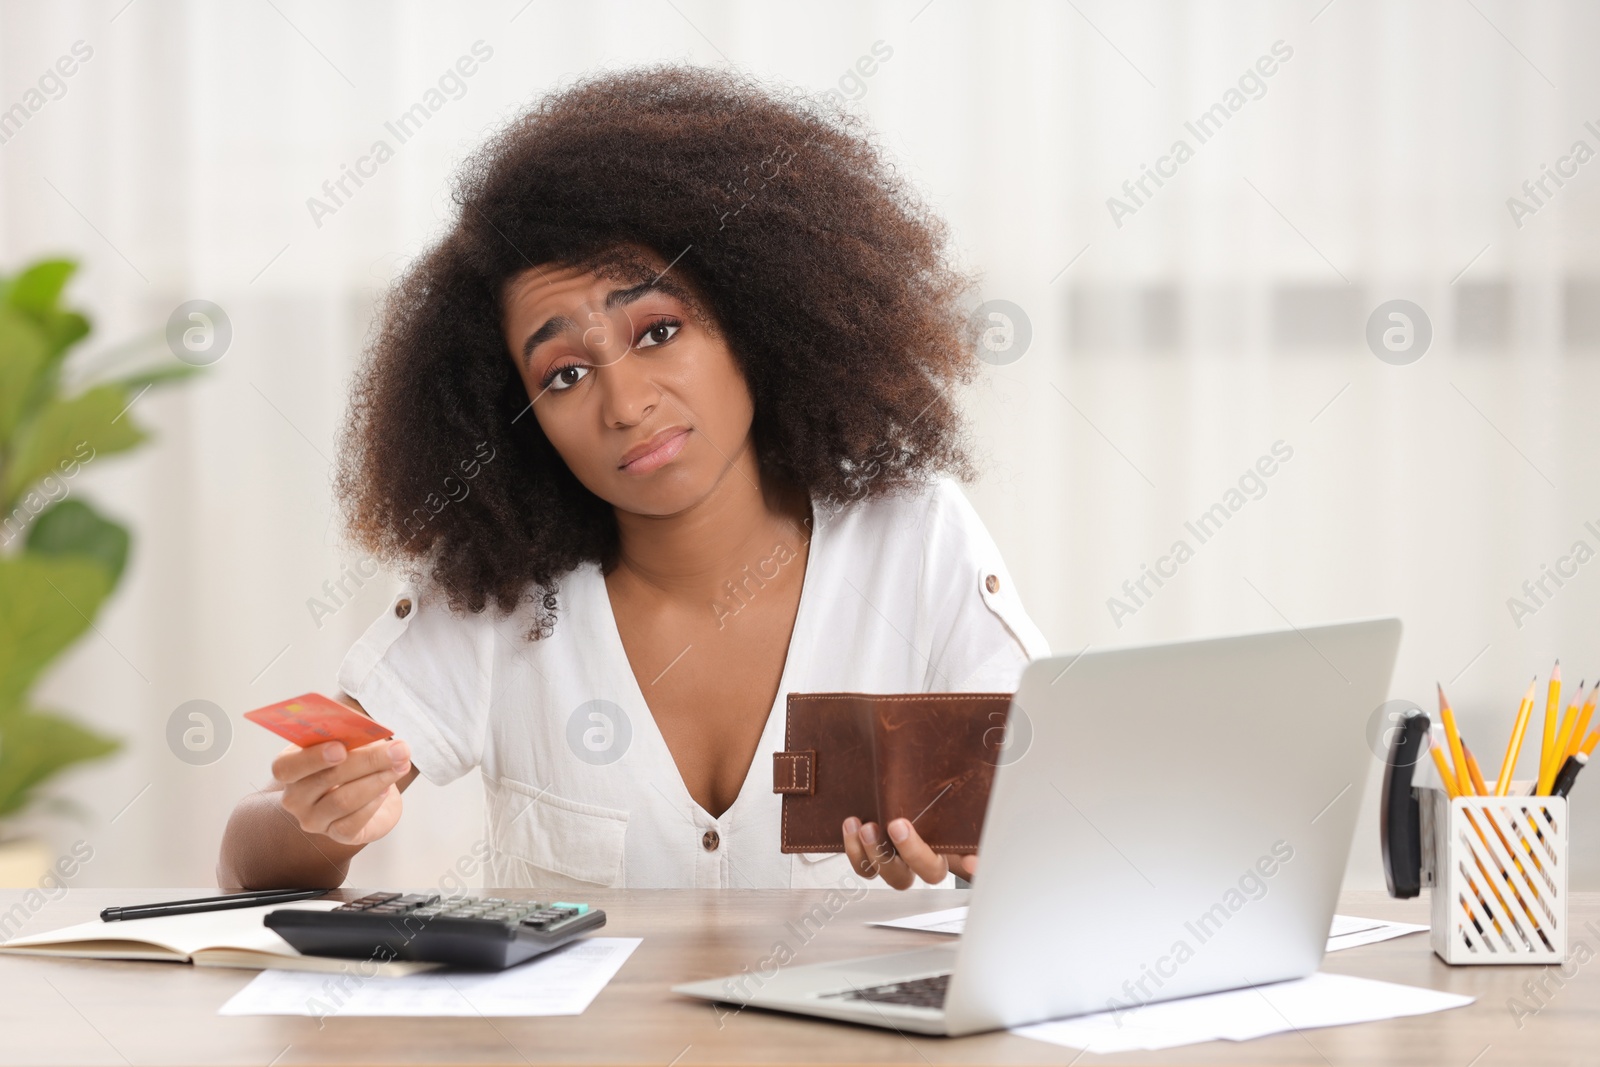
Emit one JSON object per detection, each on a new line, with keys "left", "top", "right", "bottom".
{"left": 1418, "top": 784, "right": 1568, "bottom": 964}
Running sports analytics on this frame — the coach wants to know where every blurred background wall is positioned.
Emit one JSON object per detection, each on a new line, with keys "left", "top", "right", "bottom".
{"left": 4, "top": 0, "right": 1599, "bottom": 892}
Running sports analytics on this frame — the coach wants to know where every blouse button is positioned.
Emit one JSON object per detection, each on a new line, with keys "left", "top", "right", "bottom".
{"left": 701, "top": 829, "right": 720, "bottom": 852}
{"left": 984, "top": 574, "right": 1000, "bottom": 595}
{"left": 394, "top": 598, "right": 413, "bottom": 619}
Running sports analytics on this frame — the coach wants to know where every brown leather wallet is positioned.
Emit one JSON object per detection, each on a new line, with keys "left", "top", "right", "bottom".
{"left": 773, "top": 691, "right": 1014, "bottom": 854}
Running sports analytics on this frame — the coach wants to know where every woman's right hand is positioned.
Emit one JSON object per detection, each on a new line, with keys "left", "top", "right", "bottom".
{"left": 273, "top": 737, "right": 412, "bottom": 846}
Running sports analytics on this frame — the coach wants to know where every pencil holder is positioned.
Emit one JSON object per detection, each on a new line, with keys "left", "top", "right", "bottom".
{"left": 1418, "top": 784, "right": 1568, "bottom": 964}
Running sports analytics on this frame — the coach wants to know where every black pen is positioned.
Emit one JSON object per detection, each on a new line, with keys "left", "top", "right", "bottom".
{"left": 1551, "top": 752, "right": 1588, "bottom": 800}
{"left": 100, "top": 888, "right": 330, "bottom": 922}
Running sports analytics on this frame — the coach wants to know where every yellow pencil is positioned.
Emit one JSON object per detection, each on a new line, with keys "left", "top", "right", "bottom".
{"left": 1495, "top": 677, "right": 1538, "bottom": 797}
{"left": 1583, "top": 730, "right": 1599, "bottom": 758}
{"left": 1566, "top": 684, "right": 1597, "bottom": 760}
{"left": 1463, "top": 745, "right": 1490, "bottom": 796}
{"left": 1431, "top": 744, "right": 1462, "bottom": 798}
{"left": 1550, "top": 682, "right": 1586, "bottom": 783}
{"left": 1539, "top": 661, "right": 1561, "bottom": 794}
{"left": 1438, "top": 684, "right": 1473, "bottom": 794}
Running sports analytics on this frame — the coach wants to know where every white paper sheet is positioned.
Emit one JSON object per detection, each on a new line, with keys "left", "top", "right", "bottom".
{"left": 1325, "top": 913, "right": 1430, "bottom": 951}
{"left": 1011, "top": 972, "right": 1472, "bottom": 1053}
{"left": 871, "top": 908, "right": 1429, "bottom": 953}
{"left": 218, "top": 937, "right": 640, "bottom": 1017}
{"left": 870, "top": 905, "right": 968, "bottom": 935}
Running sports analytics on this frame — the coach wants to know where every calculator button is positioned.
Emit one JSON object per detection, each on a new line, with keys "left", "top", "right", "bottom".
{"left": 265, "top": 890, "right": 604, "bottom": 970}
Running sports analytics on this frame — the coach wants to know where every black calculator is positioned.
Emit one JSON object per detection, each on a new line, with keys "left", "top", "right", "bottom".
{"left": 264, "top": 892, "right": 606, "bottom": 970}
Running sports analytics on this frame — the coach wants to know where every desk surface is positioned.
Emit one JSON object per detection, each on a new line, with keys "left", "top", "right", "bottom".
{"left": 0, "top": 887, "right": 1594, "bottom": 1066}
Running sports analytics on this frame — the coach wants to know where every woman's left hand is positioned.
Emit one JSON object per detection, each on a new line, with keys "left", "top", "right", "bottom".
{"left": 841, "top": 816, "right": 978, "bottom": 889}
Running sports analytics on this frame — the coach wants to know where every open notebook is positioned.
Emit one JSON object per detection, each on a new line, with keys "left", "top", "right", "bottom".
{"left": 0, "top": 899, "right": 442, "bottom": 975}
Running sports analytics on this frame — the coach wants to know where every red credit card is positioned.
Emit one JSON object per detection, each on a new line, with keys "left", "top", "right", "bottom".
{"left": 243, "top": 693, "right": 393, "bottom": 750}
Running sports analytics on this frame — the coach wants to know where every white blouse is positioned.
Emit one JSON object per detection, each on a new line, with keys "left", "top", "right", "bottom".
{"left": 338, "top": 476, "right": 1050, "bottom": 891}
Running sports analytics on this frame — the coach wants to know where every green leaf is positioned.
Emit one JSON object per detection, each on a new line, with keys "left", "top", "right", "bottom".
{"left": 0, "top": 306, "right": 51, "bottom": 442}
{"left": 16, "top": 308, "right": 92, "bottom": 421}
{"left": 26, "top": 500, "right": 130, "bottom": 586}
{"left": 0, "top": 554, "right": 115, "bottom": 712}
{"left": 5, "top": 259, "right": 77, "bottom": 315}
{"left": 35, "top": 309, "right": 90, "bottom": 359}
{"left": 0, "top": 707, "right": 121, "bottom": 822}
{"left": 3, "top": 386, "right": 146, "bottom": 510}
{"left": 5, "top": 261, "right": 88, "bottom": 408}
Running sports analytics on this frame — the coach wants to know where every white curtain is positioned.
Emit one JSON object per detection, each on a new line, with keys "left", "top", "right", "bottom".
{"left": 5, "top": 0, "right": 1598, "bottom": 891}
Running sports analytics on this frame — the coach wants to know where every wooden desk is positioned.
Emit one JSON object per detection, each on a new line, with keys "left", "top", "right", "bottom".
{"left": 0, "top": 888, "right": 1594, "bottom": 1065}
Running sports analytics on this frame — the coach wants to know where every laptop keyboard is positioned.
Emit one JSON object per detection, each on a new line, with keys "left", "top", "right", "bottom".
{"left": 821, "top": 973, "right": 951, "bottom": 1009}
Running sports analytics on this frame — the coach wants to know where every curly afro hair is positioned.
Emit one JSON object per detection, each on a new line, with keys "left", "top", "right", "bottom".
{"left": 336, "top": 63, "right": 983, "bottom": 638}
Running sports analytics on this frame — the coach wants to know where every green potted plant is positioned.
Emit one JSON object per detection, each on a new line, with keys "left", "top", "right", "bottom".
{"left": 0, "top": 257, "right": 198, "bottom": 885}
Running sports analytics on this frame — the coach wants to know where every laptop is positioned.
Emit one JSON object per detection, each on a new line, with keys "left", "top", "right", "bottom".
{"left": 674, "top": 617, "right": 1402, "bottom": 1036}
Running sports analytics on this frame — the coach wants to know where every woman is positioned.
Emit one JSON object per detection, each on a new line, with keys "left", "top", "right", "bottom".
{"left": 217, "top": 64, "right": 1048, "bottom": 894}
